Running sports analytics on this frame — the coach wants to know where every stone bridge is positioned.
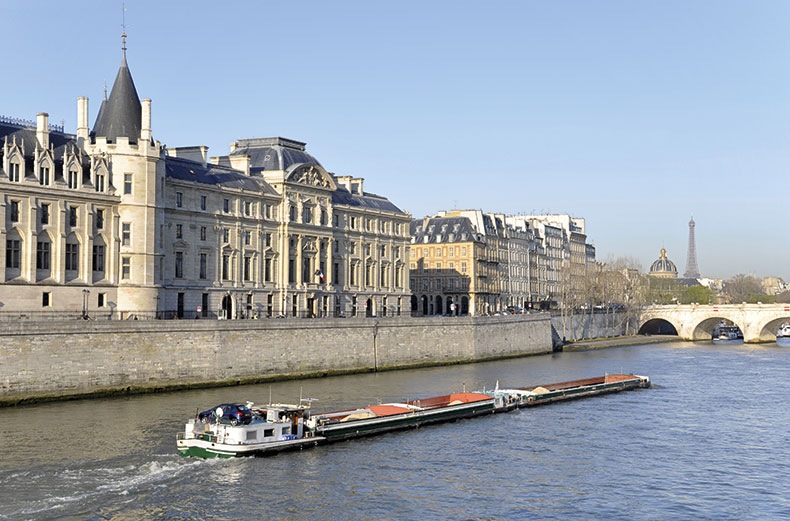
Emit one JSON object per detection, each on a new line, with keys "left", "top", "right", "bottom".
{"left": 639, "top": 304, "right": 790, "bottom": 343}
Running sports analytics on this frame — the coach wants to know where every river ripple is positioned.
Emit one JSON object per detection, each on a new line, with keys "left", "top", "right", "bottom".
{"left": 1, "top": 341, "right": 789, "bottom": 520}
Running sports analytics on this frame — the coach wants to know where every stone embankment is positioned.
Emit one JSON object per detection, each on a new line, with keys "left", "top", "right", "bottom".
{"left": 0, "top": 314, "right": 552, "bottom": 406}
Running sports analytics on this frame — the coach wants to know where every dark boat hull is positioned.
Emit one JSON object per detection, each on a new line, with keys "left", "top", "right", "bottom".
{"left": 517, "top": 374, "right": 650, "bottom": 407}
{"left": 316, "top": 398, "right": 495, "bottom": 441}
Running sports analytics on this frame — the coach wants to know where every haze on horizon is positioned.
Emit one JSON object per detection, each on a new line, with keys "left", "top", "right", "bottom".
{"left": 2, "top": 1, "right": 787, "bottom": 281}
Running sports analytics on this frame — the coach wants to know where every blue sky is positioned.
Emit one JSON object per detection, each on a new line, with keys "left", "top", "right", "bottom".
{"left": 2, "top": 1, "right": 788, "bottom": 280}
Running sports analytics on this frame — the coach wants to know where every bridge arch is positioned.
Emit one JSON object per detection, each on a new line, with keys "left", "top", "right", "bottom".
{"left": 639, "top": 304, "right": 790, "bottom": 343}
{"left": 638, "top": 319, "right": 678, "bottom": 336}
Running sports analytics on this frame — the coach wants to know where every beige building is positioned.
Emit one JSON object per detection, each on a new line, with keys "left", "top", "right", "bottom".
{"left": 410, "top": 210, "right": 545, "bottom": 315}
{"left": 0, "top": 45, "right": 410, "bottom": 319}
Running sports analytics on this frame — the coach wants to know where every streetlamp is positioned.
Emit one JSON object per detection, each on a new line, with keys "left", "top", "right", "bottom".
{"left": 81, "top": 289, "right": 90, "bottom": 319}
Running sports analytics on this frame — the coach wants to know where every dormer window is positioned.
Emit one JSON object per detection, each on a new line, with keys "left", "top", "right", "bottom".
{"left": 39, "top": 166, "right": 50, "bottom": 186}
{"left": 68, "top": 170, "right": 79, "bottom": 189}
{"left": 95, "top": 172, "right": 105, "bottom": 192}
{"left": 9, "top": 162, "right": 20, "bottom": 182}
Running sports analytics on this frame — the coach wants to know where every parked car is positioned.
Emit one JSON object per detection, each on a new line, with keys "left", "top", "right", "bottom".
{"left": 198, "top": 403, "right": 253, "bottom": 425}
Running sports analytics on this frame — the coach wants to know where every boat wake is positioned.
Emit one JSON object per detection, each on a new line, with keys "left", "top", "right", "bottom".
{"left": 0, "top": 457, "right": 217, "bottom": 520}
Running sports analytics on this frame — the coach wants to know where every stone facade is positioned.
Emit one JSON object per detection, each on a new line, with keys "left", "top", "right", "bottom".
{"left": 0, "top": 46, "right": 411, "bottom": 320}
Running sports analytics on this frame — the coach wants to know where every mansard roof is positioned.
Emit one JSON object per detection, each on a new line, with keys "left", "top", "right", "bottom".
{"left": 410, "top": 216, "right": 483, "bottom": 244}
{"left": 165, "top": 156, "right": 278, "bottom": 195}
{"left": 91, "top": 53, "right": 142, "bottom": 144}
{"left": 0, "top": 120, "right": 76, "bottom": 154}
{"left": 331, "top": 185, "right": 404, "bottom": 213}
{"left": 229, "top": 137, "right": 323, "bottom": 173}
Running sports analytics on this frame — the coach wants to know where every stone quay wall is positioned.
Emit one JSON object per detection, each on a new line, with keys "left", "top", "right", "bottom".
{"left": 0, "top": 314, "right": 551, "bottom": 405}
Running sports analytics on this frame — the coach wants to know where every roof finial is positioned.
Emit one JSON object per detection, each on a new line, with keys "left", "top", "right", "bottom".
{"left": 121, "top": 2, "right": 128, "bottom": 61}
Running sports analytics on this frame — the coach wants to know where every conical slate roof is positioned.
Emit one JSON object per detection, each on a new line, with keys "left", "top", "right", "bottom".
{"left": 91, "top": 52, "right": 141, "bottom": 143}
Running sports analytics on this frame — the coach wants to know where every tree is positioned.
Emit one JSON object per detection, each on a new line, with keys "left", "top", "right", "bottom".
{"left": 723, "top": 274, "right": 764, "bottom": 304}
{"left": 679, "top": 285, "right": 713, "bottom": 305}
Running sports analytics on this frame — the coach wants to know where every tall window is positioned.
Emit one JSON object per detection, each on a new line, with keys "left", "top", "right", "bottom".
{"left": 6, "top": 239, "right": 21, "bottom": 269}
{"left": 96, "top": 209, "right": 104, "bottom": 230}
{"left": 68, "top": 169, "right": 79, "bottom": 189}
{"left": 36, "top": 241, "right": 50, "bottom": 270}
{"left": 200, "top": 226, "right": 206, "bottom": 241}
{"left": 200, "top": 195, "right": 207, "bottom": 210}
{"left": 121, "top": 257, "right": 131, "bottom": 279}
{"left": 244, "top": 256, "right": 252, "bottom": 281}
{"left": 175, "top": 252, "right": 183, "bottom": 278}
{"left": 176, "top": 192, "right": 183, "bottom": 208}
{"left": 176, "top": 224, "right": 183, "bottom": 239}
{"left": 222, "top": 254, "right": 230, "bottom": 280}
{"left": 244, "top": 201, "right": 252, "bottom": 216}
{"left": 265, "top": 233, "right": 272, "bottom": 247}
{"left": 9, "top": 162, "right": 20, "bottom": 182}
{"left": 265, "top": 258, "right": 272, "bottom": 282}
{"left": 92, "top": 245, "right": 105, "bottom": 272}
{"left": 9, "top": 201, "right": 19, "bottom": 222}
{"left": 222, "top": 228, "right": 230, "bottom": 243}
{"left": 122, "top": 223, "right": 131, "bottom": 246}
{"left": 95, "top": 172, "right": 105, "bottom": 192}
{"left": 223, "top": 199, "right": 230, "bottom": 213}
{"left": 39, "top": 166, "right": 50, "bottom": 186}
{"left": 69, "top": 206, "right": 77, "bottom": 227}
{"left": 123, "top": 173, "right": 132, "bottom": 194}
{"left": 244, "top": 231, "right": 251, "bottom": 246}
{"left": 65, "top": 243, "right": 79, "bottom": 271}
{"left": 40, "top": 203, "right": 50, "bottom": 225}
{"left": 199, "top": 253, "right": 207, "bottom": 279}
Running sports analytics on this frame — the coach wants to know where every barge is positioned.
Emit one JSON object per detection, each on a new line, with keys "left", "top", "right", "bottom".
{"left": 490, "top": 373, "right": 650, "bottom": 408}
{"left": 313, "top": 391, "right": 497, "bottom": 442}
{"left": 177, "top": 374, "right": 650, "bottom": 458}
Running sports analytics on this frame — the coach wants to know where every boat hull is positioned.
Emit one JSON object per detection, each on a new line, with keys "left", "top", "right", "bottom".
{"left": 316, "top": 398, "right": 495, "bottom": 441}
{"left": 500, "top": 374, "right": 650, "bottom": 408}
{"left": 177, "top": 434, "right": 325, "bottom": 458}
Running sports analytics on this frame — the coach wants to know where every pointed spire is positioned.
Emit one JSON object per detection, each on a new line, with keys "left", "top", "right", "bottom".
{"left": 91, "top": 27, "right": 142, "bottom": 144}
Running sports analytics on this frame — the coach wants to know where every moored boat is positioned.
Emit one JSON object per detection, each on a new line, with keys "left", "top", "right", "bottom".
{"left": 712, "top": 322, "right": 743, "bottom": 343}
{"left": 776, "top": 323, "right": 790, "bottom": 346}
{"left": 177, "top": 401, "right": 324, "bottom": 458}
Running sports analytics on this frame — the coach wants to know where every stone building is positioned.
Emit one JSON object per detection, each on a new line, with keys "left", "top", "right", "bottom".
{"left": 0, "top": 42, "right": 410, "bottom": 319}
{"left": 410, "top": 210, "right": 546, "bottom": 316}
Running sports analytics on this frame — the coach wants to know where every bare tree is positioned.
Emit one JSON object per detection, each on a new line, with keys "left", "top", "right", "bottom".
{"left": 723, "top": 274, "right": 763, "bottom": 304}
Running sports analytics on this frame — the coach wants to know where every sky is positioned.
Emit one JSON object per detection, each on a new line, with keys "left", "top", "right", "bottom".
{"left": 2, "top": 1, "right": 788, "bottom": 280}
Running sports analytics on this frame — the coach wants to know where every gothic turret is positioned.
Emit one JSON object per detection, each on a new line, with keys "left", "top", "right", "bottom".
{"left": 91, "top": 36, "right": 142, "bottom": 144}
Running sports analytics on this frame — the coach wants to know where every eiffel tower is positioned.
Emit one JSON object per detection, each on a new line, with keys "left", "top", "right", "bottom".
{"left": 684, "top": 216, "right": 700, "bottom": 279}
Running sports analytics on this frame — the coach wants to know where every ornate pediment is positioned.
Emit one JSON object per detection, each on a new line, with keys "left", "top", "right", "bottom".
{"left": 286, "top": 164, "right": 335, "bottom": 190}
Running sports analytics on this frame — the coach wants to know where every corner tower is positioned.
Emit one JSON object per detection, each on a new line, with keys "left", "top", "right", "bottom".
{"left": 84, "top": 32, "right": 165, "bottom": 317}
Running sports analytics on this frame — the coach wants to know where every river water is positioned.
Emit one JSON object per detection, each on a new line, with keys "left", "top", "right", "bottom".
{"left": 1, "top": 340, "right": 789, "bottom": 520}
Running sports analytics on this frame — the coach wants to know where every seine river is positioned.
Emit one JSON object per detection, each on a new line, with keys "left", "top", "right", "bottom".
{"left": 1, "top": 340, "right": 789, "bottom": 520}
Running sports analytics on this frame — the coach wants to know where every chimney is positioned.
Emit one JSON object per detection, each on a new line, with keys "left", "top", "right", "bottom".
{"left": 141, "top": 99, "right": 152, "bottom": 142}
{"left": 36, "top": 113, "right": 49, "bottom": 149}
{"left": 76, "top": 97, "right": 89, "bottom": 143}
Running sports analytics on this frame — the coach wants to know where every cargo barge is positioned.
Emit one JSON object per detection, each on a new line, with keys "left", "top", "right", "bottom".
{"left": 489, "top": 373, "right": 650, "bottom": 409}
{"left": 313, "top": 392, "right": 497, "bottom": 442}
{"left": 177, "top": 374, "right": 650, "bottom": 458}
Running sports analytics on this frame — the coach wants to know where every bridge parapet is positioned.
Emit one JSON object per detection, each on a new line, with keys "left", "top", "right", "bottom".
{"left": 640, "top": 303, "right": 790, "bottom": 343}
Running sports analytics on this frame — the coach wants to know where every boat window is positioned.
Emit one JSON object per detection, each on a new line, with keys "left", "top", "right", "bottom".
{"left": 264, "top": 429, "right": 274, "bottom": 438}
{"left": 282, "top": 427, "right": 291, "bottom": 435}
{"left": 246, "top": 431, "right": 257, "bottom": 441}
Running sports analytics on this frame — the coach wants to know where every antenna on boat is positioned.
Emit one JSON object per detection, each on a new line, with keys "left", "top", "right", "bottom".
{"left": 268, "top": 386, "right": 272, "bottom": 406}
